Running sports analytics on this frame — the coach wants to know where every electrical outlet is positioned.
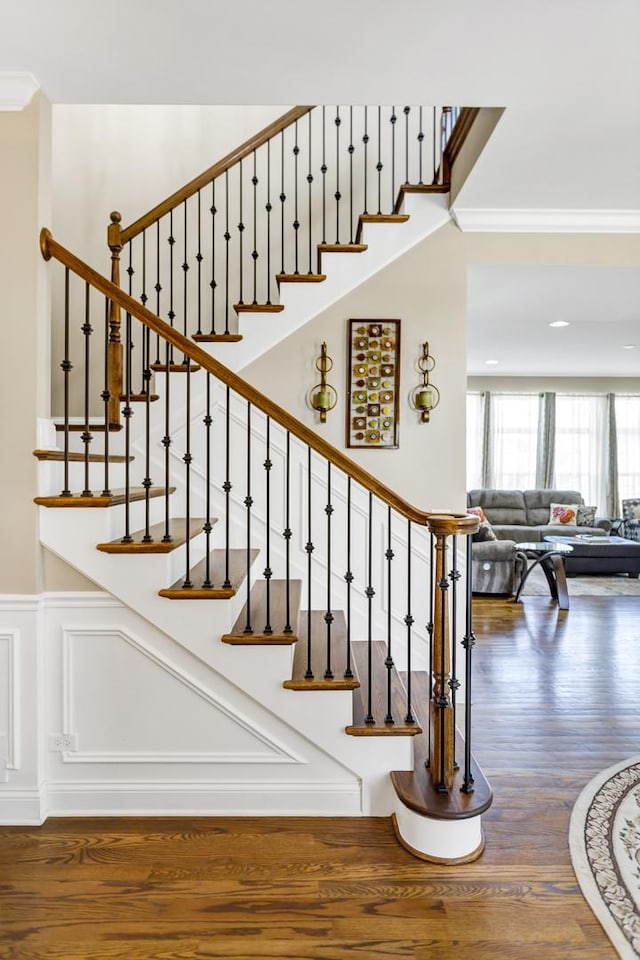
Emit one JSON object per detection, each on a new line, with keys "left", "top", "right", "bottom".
{"left": 48, "top": 733, "right": 78, "bottom": 752}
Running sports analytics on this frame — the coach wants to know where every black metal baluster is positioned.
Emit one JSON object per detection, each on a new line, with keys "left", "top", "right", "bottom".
{"left": 121, "top": 311, "right": 133, "bottom": 543}
{"left": 449, "top": 534, "right": 461, "bottom": 769}
{"left": 462, "top": 537, "right": 476, "bottom": 793}
{"left": 181, "top": 357, "right": 193, "bottom": 587}
{"left": 243, "top": 401, "right": 253, "bottom": 632}
{"left": 280, "top": 130, "right": 286, "bottom": 274}
{"left": 141, "top": 323, "right": 152, "bottom": 542}
{"left": 321, "top": 106, "right": 327, "bottom": 244}
{"left": 263, "top": 416, "right": 273, "bottom": 634}
{"left": 251, "top": 149, "right": 258, "bottom": 304}
{"left": 283, "top": 430, "right": 293, "bottom": 634}
{"left": 196, "top": 190, "right": 202, "bottom": 335}
{"left": 293, "top": 120, "right": 300, "bottom": 275}
{"left": 324, "top": 462, "right": 334, "bottom": 679}
{"left": 266, "top": 141, "right": 273, "bottom": 304}
{"left": 60, "top": 267, "right": 73, "bottom": 497}
{"left": 203, "top": 373, "right": 213, "bottom": 588}
{"left": 305, "top": 446, "right": 314, "bottom": 678}
{"left": 432, "top": 107, "right": 438, "bottom": 185}
{"left": 81, "top": 282, "right": 93, "bottom": 497}
{"left": 223, "top": 385, "right": 232, "bottom": 587}
{"left": 405, "top": 520, "right": 416, "bottom": 725}
{"left": 238, "top": 159, "right": 245, "bottom": 305}
{"left": 343, "top": 477, "right": 354, "bottom": 679}
{"left": 365, "top": 492, "right": 375, "bottom": 723}
{"left": 363, "top": 106, "right": 369, "bottom": 215}
{"left": 334, "top": 106, "right": 341, "bottom": 243}
{"left": 140, "top": 229, "right": 148, "bottom": 384}
{"left": 426, "top": 531, "right": 435, "bottom": 759}
{"left": 161, "top": 338, "right": 172, "bottom": 543}
{"left": 376, "top": 105, "right": 382, "bottom": 215}
{"left": 224, "top": 170, "right": 231, "bottom": 335}
{"left": 348, "top": 106, "right": 354, "bottom": 244}
{"left": 168, "top": 211, "right": 175, "bottom": 357}
{"left": 384, "top": 507, "right": 394, "bottom": 723}
{"left": 437, "top": 537, "right": 449, "bottom": 792}
{"left": 390, "top": 105, "right": 397, "bottom": 212}
{"left": 307, "top": 112, "right": 313, "bottom": 274}
{"left": 403, "top": 106, "right": 410, "bottom": 185}
{"left": 182, "top": 201, "right": 189, "bottom": 347}
{"left": 210, "top": 180, "right": 217, "bottom": 334}
{"left": 154, "top": 220, "right": 161, "bottom": 363}
{"left": 418, "top": 106, "right": 424, "bottom": 185}
{"left": 101, "top": 298, "right": 111, "bottom": 497}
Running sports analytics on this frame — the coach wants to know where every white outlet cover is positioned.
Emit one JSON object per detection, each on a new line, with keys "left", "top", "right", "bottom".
{"left": 47, "top": 733, "right": 78, "bottom": 752}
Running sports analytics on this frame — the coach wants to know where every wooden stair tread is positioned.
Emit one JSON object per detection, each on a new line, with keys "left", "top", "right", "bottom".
{"left": 355, "top": 213, "right": 410, "bottom": 244}
{"left": 394, "top": 183, "right": 449, "bottom": 213}
{"left": 34, "top": 486, "right": 174, "bottom": 508}
{"left": 392, "top": 671, "right": 493, "bottom": 821}
{"left": 222, "top": 579, "right": 302, "bottom": 644}
{"left": 119, "top": 392, "right": 159, "bottom": 402}
{"left": 55, "top": 422, "right": 122, "bottom": 432}
{"left": 33, "top": 449, "right": 132, "bottom": 463}
{"left": 234, "top": 303, "right": 284, "bottom": 314}
{"left": 276, "top": 273, "right": 326, "bottom": 284}
{"left": 159, "top": 548, "right": 259, "bottom": 599}
{"left": 283, "top": 611, "right": 360, "bottom": 690}
{"left": 192, "top": 333, "right": 243, "bottom": 343}
{"left": 317, "top": 243, "right": 368, "bottom": 253}
{"left": 149, "top": 362, "right": 201, "bottom": 373}
{"left": 346, "top": 641, "right": 422, "bottom": 736}
{"left": 97, "top": 518, "right": 210, "bottom": 553}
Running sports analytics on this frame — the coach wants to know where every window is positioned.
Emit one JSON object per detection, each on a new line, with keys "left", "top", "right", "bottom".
{"left": 489, "top": 394, "right": 538, "bottom": 489}
{"left": 553, "top": 395, "right": 608, "bottom": 512}
{"left": 466, "top": 392, "right": 484, "bottom": 490}
{"left": 615, "top": 395, "right": 640, "bottom": 504}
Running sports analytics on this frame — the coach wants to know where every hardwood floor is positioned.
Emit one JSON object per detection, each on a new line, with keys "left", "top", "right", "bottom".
{"left": 1, "top": 594, "right": 638, "bottom": 959}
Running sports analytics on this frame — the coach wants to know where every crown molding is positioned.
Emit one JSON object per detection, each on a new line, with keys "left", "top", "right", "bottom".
{"left": 0, "top": 72, "right": 39, "bottom": 111}
{"left": 452, "top": 207, "right": 640, "bottom": 234}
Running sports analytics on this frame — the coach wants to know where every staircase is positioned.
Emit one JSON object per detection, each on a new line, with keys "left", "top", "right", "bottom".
{"left": 30, "top": 104, "right": 492, "bottom": 862}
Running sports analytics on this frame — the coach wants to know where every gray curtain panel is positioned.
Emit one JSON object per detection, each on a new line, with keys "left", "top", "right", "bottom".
{"left": 536, "top": 392, "right": 555, "bottom": 489}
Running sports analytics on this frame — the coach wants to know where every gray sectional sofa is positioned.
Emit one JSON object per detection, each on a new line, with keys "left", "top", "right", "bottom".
{"left": 467, "top": 488, "right": 611, "bottom": 542}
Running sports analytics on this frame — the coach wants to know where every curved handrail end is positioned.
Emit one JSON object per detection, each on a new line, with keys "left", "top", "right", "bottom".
{"left": 39, "top": 227, "right": 52, "bottom": 261}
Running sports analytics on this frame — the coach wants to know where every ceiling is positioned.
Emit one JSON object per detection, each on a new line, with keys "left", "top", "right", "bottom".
{"left": 2, "top": 0, "right": 640, "bottom": 379}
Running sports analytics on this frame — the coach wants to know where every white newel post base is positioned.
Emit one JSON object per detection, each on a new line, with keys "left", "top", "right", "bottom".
{"left": 391, "top": 796, "right": 485, "bottom": 864}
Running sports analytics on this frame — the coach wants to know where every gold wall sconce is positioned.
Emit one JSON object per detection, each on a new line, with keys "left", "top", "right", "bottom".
{"left": 308, "top": 342, "right": 338, "bottom": 423}
{"left": 410, "top": 342, "right": 440, "bottom": 422}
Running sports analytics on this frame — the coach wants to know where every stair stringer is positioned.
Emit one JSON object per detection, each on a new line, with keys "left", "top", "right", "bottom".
{"left": 38, "top": 505, "right": 414, "bottom": 816}
{"left": 205, "top": 193, "right": 450, "bottom": 373}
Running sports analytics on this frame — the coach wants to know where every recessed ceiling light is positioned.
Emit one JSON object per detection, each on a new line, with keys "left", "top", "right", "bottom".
{"left": 549, "top": 320, "right": 570, "bottom": 328}
{"left": 623, "top": 344, "right": 635, "bottom": 349}
{"left": 485, "top": 359, "right": 499, "bottom": 365}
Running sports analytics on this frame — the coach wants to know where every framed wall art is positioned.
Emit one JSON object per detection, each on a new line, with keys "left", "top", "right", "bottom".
{"left": 346, "top": 319, "right": 400, "bottom": 449}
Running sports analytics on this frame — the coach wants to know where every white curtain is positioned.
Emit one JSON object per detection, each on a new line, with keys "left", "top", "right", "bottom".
{"left": 489, "top": 394, "right": 539, "bottom": 489}
{"left": 466, "top": 392, "right": 485, "bottom": 490}
{"left": 615, "top": 395, "right": 640, "bottom": 504}
{"left": 554, "top": 394, "right": 608, "bottom": 513}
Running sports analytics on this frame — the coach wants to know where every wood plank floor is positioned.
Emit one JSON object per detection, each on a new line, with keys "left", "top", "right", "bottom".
{"left": 1, "top": 593, "right": 638, "bottom": 958}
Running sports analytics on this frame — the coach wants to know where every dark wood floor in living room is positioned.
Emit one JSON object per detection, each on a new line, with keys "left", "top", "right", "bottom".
{"left": 0, "top": 594, "right": 638, "bottom": 959}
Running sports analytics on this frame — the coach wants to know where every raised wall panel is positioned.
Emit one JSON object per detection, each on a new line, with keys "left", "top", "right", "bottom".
{"left": 0, "top": 631, "right": 20, "bottom": 772}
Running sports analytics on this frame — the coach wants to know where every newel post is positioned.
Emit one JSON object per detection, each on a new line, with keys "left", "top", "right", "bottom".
{"left": 107, "top": 211, "right": 123, "bottom": 426}
{"left": 426, "top": 513, "right": 478, "bottom": 792}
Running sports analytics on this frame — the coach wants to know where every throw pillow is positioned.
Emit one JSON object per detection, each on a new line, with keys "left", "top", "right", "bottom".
{"left": 577, "top": 505, "right": 597, "bottom": 526}
{"left": 472, "top": 520, "right": 497, "bottom": 542}
{"left": 549, "top": 503, "right": 580, "bottom": 525}
{"left": 623, "top": 499, "right": 640, "bottom": 520}
{"left": 467, "top": 506, "right": 486, "bottom": 522}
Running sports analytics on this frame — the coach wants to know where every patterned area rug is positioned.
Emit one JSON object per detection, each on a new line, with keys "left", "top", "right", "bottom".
{"left": 521, "top": 566, "right": 640, "bottom": 597}
{"left": 569, "top": 756, "right": 640, "bottom": 957}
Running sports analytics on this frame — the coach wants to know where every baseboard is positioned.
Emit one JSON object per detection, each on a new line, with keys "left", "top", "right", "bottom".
{"left": 44, "top": 779, "right": 362, "bottom": 817}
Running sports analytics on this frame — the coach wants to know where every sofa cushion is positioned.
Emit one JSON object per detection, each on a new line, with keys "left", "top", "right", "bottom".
{"left": 492, "top": 524, "right": 543, "bottom": 542}
{"left": 467, "top": 489, "right": 527, "bottom": 526}
{"left": 523, "top": 489, "right": 584, "bottom": 525}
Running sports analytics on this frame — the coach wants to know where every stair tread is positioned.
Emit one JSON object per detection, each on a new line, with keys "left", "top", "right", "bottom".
{"left": 284, "top": 611, "right": 360, "bottom": 690}
{"left": 234, "top": 303, "right": 284, "bottom": 314}
{"left": 97, "top": 518, "right": 210, "bottom": 553}
{"left": 391, "top": 671, "right": 493, "bottom": 821}
{"left": 150, "top": 362, "right": 201, "bottom": 373}
{"left": 159, "top": 548, "right": 259, "bottom": 599}
{"left": 55, "top": 422, "right": 122, "bottom": 432}
{"left": 34, "top": 487, "right": 173, "bottom": 508}
{"left": 346, "top": 641, "right": 422, "bottom": 736}
{"left": 119, "top": 392, "right": 160, "bottom": 402}
{"left": 276, "top": 273, "right": 326, "bottom": 284}
{"left": 355, "top": 213, "right": 410, "bottom": 243}
{"left": 33, "top": 449, "right": 132, "bottom": 463}
{"left": 192, "top": 333, "right": 243, "bottom": 343}
{"left": 394, "top": 183, "right": 449, "bottom": 213}
{"left": 222, "top": 579, "right": 302, "bottom": 644}
{"left": 317, "top": 243, "right": 368, "bottom": 253}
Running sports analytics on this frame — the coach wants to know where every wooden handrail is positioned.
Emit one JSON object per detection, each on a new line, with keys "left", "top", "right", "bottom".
{"left": 441, "top": 107, "right": 480, "bottom": 183}
{"left": 119, "top": 106, "right": 314, "bottom": 244}
{"left": 40, "top": 228, "right": 477, "bottom": 530}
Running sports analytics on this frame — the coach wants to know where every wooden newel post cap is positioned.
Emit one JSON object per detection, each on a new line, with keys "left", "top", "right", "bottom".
{"left": 109, "top": 211, "right": 122, "bottom": 224}
{"left": 108, "top": 212, "right": 123, "bottom": 252}
{"left": 427, "top": 513, "right": 479, "bottom": 538}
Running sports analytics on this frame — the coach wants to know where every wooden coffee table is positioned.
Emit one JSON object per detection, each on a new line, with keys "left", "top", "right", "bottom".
{"left": 514, "top": 541, "right": 574, "bottom": 610}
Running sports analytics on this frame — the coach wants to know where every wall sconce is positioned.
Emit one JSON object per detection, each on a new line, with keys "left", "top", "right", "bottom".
{"left": 410, "top": 342, "right": 440, "bottom": 422}
{"left": 307, "top": 342, "right": 337, "bottom": 423}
